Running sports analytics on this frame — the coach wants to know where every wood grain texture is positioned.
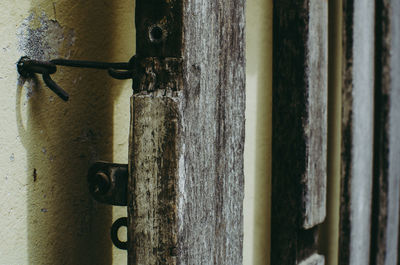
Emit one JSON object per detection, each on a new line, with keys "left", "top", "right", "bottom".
{"left": 128, "top": 94, "right": 181, "bottom": 264}
{"left": 128, "top": 0, "right": 245, "bottom": 264}
{"left": 304, "top": 0, "right": 328, "bottom": 229}
{"left": 177, "top": 0, "right": 245, "bottom": 263}
{"left": 370, "top": 0, "right": 400, "bottom": 264}
{"left": 338, "top": 1, "right": 375, "bottom": 264}
{"left": 272, "top": 0, "right": 327, "bottom": 264}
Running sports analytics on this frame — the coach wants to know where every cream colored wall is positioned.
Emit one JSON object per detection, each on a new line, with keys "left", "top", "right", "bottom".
{"left": 244, "top": 0, "right": 272, "bottom": 264}
{"left": 0, "top": 0, "right": 271, "bottom": 264}
{"left": 0, "top": 1, "right": 133, "bottom": 264}
{"left": 319, "top": 1, "right": 342, "bottom": 265}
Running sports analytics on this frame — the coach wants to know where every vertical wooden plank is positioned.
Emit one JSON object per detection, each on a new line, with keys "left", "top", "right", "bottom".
{"left": 128, "top": 1, "right": 183, "bottom": 263}
{"left": 338, "top": 0, "right": 375, "bottom": 264}
{"left": 272, "top": 0, "right": 328, "bottom": 264}
{"left": 178, "top": 1, "right": 245, "bottom": 263}
{"left": 370, "top": 0, "right": 400, "bottom": 264}
{"left": 129, "top": 94, "right": 181, "bottom": 264}
{"left": 128, "top": 0, "right": 245, "bottom": 264}
{"left": 304, "top": 0, "right": 328, "bottom": 229}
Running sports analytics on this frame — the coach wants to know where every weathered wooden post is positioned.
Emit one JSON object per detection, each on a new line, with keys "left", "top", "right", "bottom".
{"left": 128, "top": 0, "right": 245, "bottom": 264}
{"left": 272, "top": 0, "right": 328, "bottom": 264}
{"left": 338, "top": 1, "right": 376, "bottom": 264}
{"left": 338, "top": 1, "right": 400, "bottom": 264}
{"left": 369, "top": 1, "right": 400, "bottom": 264}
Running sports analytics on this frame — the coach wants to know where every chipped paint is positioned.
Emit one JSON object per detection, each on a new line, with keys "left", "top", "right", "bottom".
{"left": 17, "top": 13, "right": 75, "bottom": 61}
{"left": 16, "top": 13, "right": 75, "bottom": 100}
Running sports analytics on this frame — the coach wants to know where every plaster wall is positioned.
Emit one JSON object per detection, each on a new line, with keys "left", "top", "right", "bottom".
{"left": 0, "top": 1, "right": 134, "bottom": 264}
{"left": 244, "top": 0, "right": 272, "bottom": 264}
{"left": 0, "top": 0, "right": 271, "bottom": 264}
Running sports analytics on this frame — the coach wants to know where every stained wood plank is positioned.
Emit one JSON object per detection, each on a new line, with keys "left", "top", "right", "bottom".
{"left": 177, "top": 1, "right": 245, "bottom": 263}
{"left": 128, "top": 0, "right": 245, "bottom": 264}
{"left": 128, "top": 94, "right": 181, "bottom": 264}
{"left": 272, "top": 0, "right": 327, "bottom": 263}
{"left": 304, "top": 0, "right": 328, "bottom": 229}
{"left": 370, "top": 0, "right": 400, "bottom": 264}
{"left": 338, "top": 1, "right": 375, "bottom": 264}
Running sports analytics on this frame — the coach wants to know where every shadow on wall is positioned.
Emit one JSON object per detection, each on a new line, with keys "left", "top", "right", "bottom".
{"left": 15, "top": 1, "right": 133, "bottom": 264}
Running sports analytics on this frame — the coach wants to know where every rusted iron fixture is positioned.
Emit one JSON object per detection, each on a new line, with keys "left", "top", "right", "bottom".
{"left": 17, "top": 56, "right": 136, "bottom": 101}
{"left": 87, "top": 162, "right": 129, "bottom": 249}
{"left": 87, "top": 162, "right": 128, "bottom": 206}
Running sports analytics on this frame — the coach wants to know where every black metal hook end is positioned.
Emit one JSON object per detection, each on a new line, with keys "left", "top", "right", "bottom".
{"left": 42, "top": 73, "right": 69, "bottom": 101}
{"left": 17, "top": 56, "right": 69, "bottom": 101}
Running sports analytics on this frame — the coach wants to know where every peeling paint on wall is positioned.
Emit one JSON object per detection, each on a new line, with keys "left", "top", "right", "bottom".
{"left": 16, "top": 12, "right": 75, "bottom": 101}
{"left": 17, "top": 13, "right": 75, "bottom": 60}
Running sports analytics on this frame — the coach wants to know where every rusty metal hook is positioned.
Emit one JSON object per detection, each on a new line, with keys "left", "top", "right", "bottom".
{"left": 17, "top": 56, "right": 135, "bottom": 101}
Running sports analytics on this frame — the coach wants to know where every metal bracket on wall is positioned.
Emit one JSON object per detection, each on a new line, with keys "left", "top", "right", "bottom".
{"left": 87, "top": 162, "right": 129, "bottom": 250}
{"left": 87, "top": 162, "right": 128, "bottom": 206}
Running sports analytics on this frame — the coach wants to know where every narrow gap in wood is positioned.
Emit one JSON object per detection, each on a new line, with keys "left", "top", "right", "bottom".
{"left": 317, "top": 0, "right": 342, "bottom": 264}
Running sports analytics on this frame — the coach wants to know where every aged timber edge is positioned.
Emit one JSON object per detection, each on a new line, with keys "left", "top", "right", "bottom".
{"left": 272, "top": 0, "right": 327, "bottom": 263}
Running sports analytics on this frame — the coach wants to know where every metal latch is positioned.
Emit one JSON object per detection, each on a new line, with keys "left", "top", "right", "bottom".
{"left": 17, "top": 56, "right": 136, "bottom": 101}
{"left": 87, "top": 162, "right": 129, "bottom": 250}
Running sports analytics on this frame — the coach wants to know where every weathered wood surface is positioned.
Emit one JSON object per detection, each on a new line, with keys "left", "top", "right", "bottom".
{"left": 178, "top": 1, "right": 245, "bottom": 263}
{"left": 128, "top": 0, "right": 245, "bottom": 264}
{"left": 370, "top": 0, "right": 400, "bottom": 264}
{"left": 338, "top": 1, "right": 375, "bottom": 264}
{"left": 298, "top": 254, "right": 325, "bottom": 265}
{"left": 272, "top": 0, "right": 327, "bottom": 264}
{"left": 304, "top": 0, "right": 328, "bottom": 229}
{"left": 135, "top": 0, "right": 182, "bottom": 58}
{"left": 128, "top": 94, "right": 181, "bottom": 264}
